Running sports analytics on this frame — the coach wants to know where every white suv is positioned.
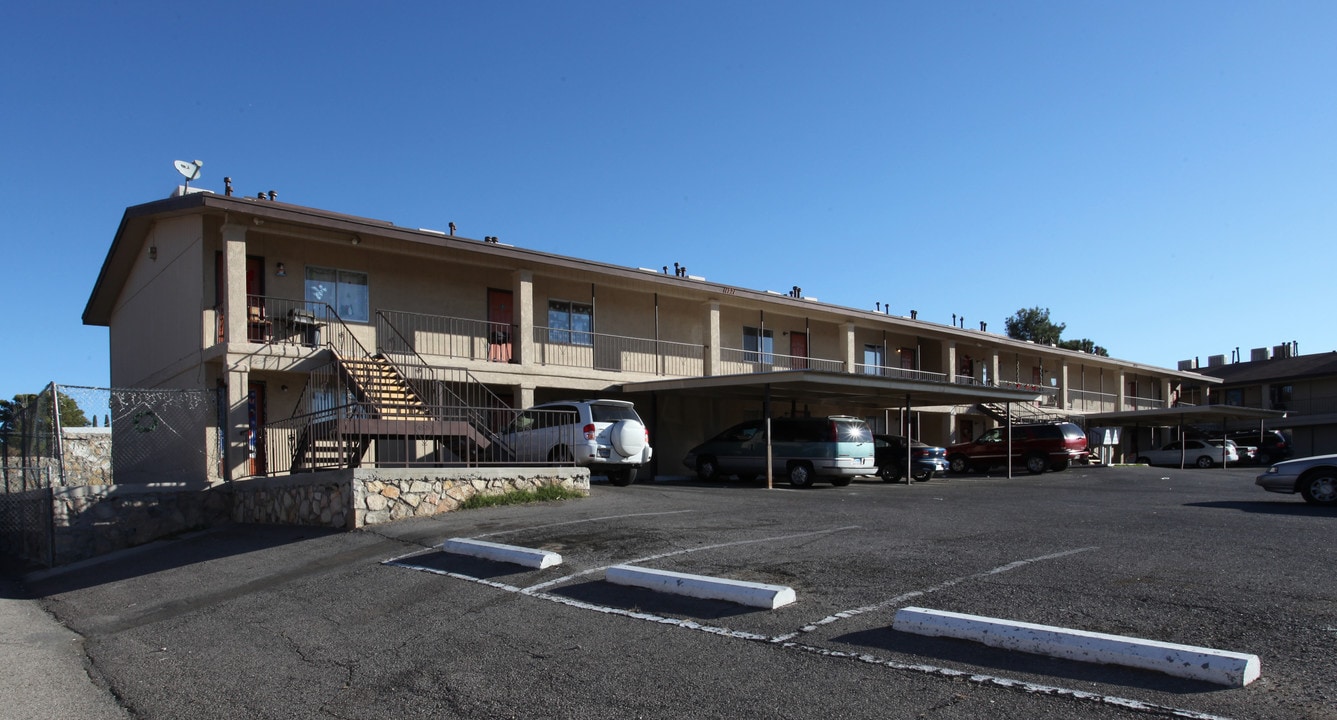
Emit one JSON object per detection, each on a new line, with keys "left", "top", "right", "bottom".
{"left": 497, "top": 399, "right": 652, "bottom": 486}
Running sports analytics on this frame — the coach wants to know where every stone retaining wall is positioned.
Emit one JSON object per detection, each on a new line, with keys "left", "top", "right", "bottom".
{"left": 36, "top": 468, "right": 589, "bottom": 566}
{"left": 51, "top": 484, "right": 230, "bottom": 566}
{"left": 231, "top": 467, "right": 591, "bottom": 529}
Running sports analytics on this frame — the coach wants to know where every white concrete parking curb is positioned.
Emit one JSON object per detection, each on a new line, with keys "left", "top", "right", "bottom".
{"left": 606, "top": 565, "right": 797, "bottom": 609}
{"left": 441, "top": 538, "right": 563, "bottom": 569}
{"left": 892, "top": 606, "right": 1260, "bottom": 687}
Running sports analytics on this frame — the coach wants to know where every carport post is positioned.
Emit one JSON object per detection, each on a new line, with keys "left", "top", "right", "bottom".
{"left": 766, "top": 416, "right": 773, "bottom": 490}
{"left": 903, "top": 393, "right": 913, "bottom": 484}
{"left": 1006, "top": 401, "right": 1013, "bottom": 480}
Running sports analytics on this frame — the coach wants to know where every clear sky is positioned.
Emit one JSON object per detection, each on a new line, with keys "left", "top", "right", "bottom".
{"left": 3, "top": 1, "right": 1334, "bottom": 401}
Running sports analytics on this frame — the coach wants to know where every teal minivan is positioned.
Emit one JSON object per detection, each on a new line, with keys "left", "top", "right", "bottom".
{"left": 682, "top": 415, "right": 874, "bottom": 487}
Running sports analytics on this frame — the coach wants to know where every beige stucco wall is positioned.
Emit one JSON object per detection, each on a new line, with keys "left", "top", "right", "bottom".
{"left": 110, "top": 215, "right": 209, "bottom": 388}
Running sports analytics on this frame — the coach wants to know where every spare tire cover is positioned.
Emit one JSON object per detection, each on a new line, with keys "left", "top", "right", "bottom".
{"left": 610, "top": 420, "right": 647, "bottom": 458}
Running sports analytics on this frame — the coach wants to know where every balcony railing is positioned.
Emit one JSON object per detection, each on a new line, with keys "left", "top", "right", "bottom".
{"left": 232, "top": 295, "right": 331, "bottom": 347}
{"left": 533, "top": 326, "right": 704, "bottom": 376}
{"left": 1068, "top": 389, "right": 1117, "bottom": 413}
{"left": 718, "top": 348, "right": 844, "bottom": 375}
{"left": 378, "top": 309, "right": 512, "bottom": 363}
{"left": 854, "top": 363, "right": 948, "bottom": 383}
{"left": 1126, "top": 395, "right": 1166, "bottom": 411}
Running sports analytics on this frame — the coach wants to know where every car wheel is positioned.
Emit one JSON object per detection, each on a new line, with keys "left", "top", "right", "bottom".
{"left": 879, "top": 465, "right": 903, "bottom": 483}
{"left": 831, "top": 476, "right": 853, "bottom": 487}
{"left": 948, "top": 455, "right": 971, "bottom": 474}
{"left": 548, "top": 446, "right": 574, "bottom": 464}
{"left": 787, "top": 462, "right": 814, "bottom": 488}
{"left": 912, "top": 469, "right": 932, "bottom": 482}
{"left": 1256, "top": 452, "right": 1272, "bottom": 466}
{"left": 1049, "top": 458, "right": 1070, "bottom": 472}
{"left": 1024, "top": 454, "right": 1047, "bottom": 475}
{"left": 608, "top": 467, "right": 636, "bottom": 486}
{"left": 696, "top": 456, "right": 720, "bottom": 482}
{"left": 1136, "top": 457, "right": 1151, "bottom": 465}
{"left": 1299, "top": 470, "right": 1337, "bottom": 505}
{"left": 1195, "top": 455, "right": 1215, "bottom": 469}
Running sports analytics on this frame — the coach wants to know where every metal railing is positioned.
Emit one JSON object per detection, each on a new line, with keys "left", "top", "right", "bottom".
{"left": 377, "top": 309, "right": 512, "bottom": 363}
{"left": 719, "top": 348, "right": 844, "bottom": 374}
{"left": 853, "top": 363, "right": 949, "bottom": 383}
{"left": 1126, "top": 395, "right": 1166, "bottom": 411}
{"left": 239, "top": 296, "right": 331, "bottom": 347}
{"left": 1068, "top": 389, "right": 1117, "bottom": 413}
{"left": 534, "top": 326, "right": 705, "bottom": 376}
{"left": 263, "top": 402, "right": 579, "bottom": 474}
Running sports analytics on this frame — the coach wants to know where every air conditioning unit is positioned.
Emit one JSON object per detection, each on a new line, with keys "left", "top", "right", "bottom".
{"left": 1207, "top": 354, "right": 1226, "bottom": 367}
{"left": 1251, "top": 347, "right": 1270, "bottom": 362}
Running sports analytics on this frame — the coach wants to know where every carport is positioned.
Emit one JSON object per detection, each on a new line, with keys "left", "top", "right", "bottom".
{"left": 621, "top": 369, "right": 1045, "bottom": 483}
{"left": 1082, "top": 405, "right": 1284, "bottom": 468}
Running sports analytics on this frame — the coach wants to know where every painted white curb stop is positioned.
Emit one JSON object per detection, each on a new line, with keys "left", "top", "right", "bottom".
{"left": 441, "top": 538, "right": 562, "bottom": 569}
{"left": 606, "top": 565, "right": 796, "bottom": 609}
{"left": 892, "top": 606, "right": 1260, "bottom": 687}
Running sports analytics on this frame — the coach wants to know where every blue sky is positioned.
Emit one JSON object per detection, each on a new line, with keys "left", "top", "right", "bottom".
{"left": 3, "top": 1, "right": 1334, "bottom": 401}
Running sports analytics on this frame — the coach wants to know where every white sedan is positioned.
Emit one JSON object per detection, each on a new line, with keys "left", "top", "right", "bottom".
{"left": 1136, "top": 439, "right": 1239, "bottom": 468}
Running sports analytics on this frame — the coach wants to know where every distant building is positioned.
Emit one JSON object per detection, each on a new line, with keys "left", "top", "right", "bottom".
{"left": 1184, "top": 344, "right": 1337, "bottom": 456}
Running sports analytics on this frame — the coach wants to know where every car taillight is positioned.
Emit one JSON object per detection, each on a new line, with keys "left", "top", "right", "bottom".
{"left": 644, "top": 427, "right": 651, "bottom": 444}
{"left": 583, "top": 423, "right": 596, "bottom": 440}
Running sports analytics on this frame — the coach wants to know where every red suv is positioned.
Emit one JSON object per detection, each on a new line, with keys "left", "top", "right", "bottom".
{"left": 947, "top": 422, "right": 1089, "bottom": 475}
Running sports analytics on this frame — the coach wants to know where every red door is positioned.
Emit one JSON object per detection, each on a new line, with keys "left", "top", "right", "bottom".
{"left": 487, "top": 289, "right": 513, "bottom": 362}
{"left": 248, "top": 382, "right": 267, "bottom": 476}
{"left": 789, "top": 332, "right": 808, "bottom": 369}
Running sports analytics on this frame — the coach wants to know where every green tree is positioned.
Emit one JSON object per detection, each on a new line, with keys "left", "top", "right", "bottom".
{"left": 1004, "top": 307, "right": 1066, "bottom": 345}
{"left": 1057, "top": 338, "right": 1109, "bottom": 357}
{"left": 0, "top": 391, "right": 89, "bottom": 456}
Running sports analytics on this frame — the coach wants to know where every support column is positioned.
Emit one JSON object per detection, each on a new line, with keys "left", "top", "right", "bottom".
{"left": 513, "top": 269, "right": 533, "bottom": 366}
{"left": 988, "top": 350, "right": 1000, "bottom": 386}
{"left": 1060, "top": 361, "right": 1070, "bottom": 410}
{"left": 842, "top": 322, "right": 857, "bottom": 373}
{"left": 704, "top": 301, "right": 721, "bottom": 376}
{"left": 225, "top": 364, "right": 251, "bottom": 482}
{"left": 222, "top": 224, "right": 247, "bottom": 346}
{"left": 1117, "top": 370, "right": 1128, "bottom": 411}
{"left": 945, "top": 341, "right": 957, "bottom": 383}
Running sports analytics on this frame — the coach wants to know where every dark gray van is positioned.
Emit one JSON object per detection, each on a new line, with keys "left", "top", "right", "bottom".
{"left": 682, "top": 416, "right": 874, "bottom": 487}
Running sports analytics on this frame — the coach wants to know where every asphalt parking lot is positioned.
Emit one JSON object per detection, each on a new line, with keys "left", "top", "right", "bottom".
{"left": 21, "top": 464, "right": 1337, "bottom": 719}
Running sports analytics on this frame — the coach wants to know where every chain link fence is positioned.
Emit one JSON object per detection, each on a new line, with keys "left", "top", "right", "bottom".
{"left": 1, "top": 384, "right": 222, "bottom": 567}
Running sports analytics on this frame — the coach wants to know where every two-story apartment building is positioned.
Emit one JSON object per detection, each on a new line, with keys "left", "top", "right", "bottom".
{"left": 83, "top": 189, "right": 1221, "bottom": 485}
{"left": 1184, "top": 345, "right": 1337, "bottom": 457}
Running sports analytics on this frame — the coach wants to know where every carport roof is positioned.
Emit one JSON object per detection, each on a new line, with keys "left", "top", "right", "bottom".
{"left": 1081, "top": 405, "right": 1284, "bottom": 427}
{"left": 619, "top": 370, "right": 1043, "bottom": 408}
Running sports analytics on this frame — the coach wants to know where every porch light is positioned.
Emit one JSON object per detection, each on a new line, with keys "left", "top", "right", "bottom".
{"left": 275, "top": 262, "right": 286, "bottom": 277}
{"left": 149, "top": 245, "right": 157, "bottom": 261}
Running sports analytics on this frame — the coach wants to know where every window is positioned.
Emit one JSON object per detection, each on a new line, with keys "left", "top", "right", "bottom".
{"left": 863, "top": 344, "right": 884, "bottom": 374}
{"left": 1270, "top": 385, "right": 1292, "bottom": 409}
{"left": 1225, "top": 389, "right": 1244, "bottom": 406}
{"left": 305, "top": 267, "right": 368, "bottom": 323}
{"left": 743, "top": 326, "right": 774, "bottom": 364}
{"left": 548, "top": 300, "right": 593, "bottom": 346}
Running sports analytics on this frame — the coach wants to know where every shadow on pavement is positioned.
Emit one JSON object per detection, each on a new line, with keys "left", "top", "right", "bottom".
{"left": 833, "top": 626, "right": 1229, "bottom": 695}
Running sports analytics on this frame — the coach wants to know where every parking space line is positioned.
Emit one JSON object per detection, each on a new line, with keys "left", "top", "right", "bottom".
{"left": 386, "top": 551, "right": 1230, "bottom": 720}
{"left": 523, "top": 525, "right": 861, "bottom": 593}
{"left": 781, "top": 641, "right": 1236, "bottom": 720}
{"left": 773, "top": 546, "right": 1098, "bottom": 642}
{"left": 473, "top": 510, "right": 695, "bottom": 539}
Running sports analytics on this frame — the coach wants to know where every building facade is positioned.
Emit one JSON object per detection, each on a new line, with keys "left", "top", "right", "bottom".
{"left": 83, "top": 190, "right": 1219, "bottom": 484}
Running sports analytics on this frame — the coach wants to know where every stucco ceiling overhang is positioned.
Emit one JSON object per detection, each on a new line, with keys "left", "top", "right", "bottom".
{"left": 1081, "top": 405, "right": 1284, "bottom": 428}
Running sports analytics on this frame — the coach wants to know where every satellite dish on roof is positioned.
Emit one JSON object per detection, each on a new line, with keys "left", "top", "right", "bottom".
{"left": 173, "top": 159, "right": 203, "bottom": 191}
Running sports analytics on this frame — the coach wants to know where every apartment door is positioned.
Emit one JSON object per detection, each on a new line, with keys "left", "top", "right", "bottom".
{"left": 789, "top": 332, "right": 808, "bottom": 369}
{"left": 487, "top": 289, "right": 513, "bottom": 362}
{"left": 248, "top": 382, "right": 267, "bottom": 476}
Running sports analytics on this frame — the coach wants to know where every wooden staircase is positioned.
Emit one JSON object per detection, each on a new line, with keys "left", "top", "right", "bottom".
{"left": 288, "top": 351, "right": 503, "bottom": 472}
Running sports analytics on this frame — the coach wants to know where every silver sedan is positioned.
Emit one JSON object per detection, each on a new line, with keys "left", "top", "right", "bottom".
{"left": 1256, "top": 453, "right": 1337, "bottom": 505}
